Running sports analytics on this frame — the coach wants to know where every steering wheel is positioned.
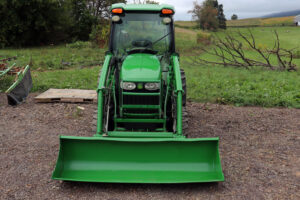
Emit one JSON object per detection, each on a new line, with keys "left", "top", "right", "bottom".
{"left": 132, "top": 39, "right": 152, "bottom": 48}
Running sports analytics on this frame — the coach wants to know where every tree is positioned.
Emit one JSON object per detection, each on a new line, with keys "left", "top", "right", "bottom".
{"left": 71, "top": 0, "right": 97, "bottom": 41}
{"left": 145, "top": 0, "right": 159, "bottom": 4}
{"left": 217, "top": 4, "right": 226, "bottom": 29}
{"left": 0, "top": 0, "right": 73, "bottom": 47}
{"left": 133, "top": 0, "right": 159, "bottom": 4}
{"left": 0, "top": 0, "right": 127, "bottom": 47}
{"left": 231, "top": 14, "right": 238, "bottom": 20}
{"left": 191, "top": 30, "right": 298, "bottom": 71}
{"left": 87, "top": 0, "right": 126, "bottom": 19}
{"left": 189, "top": 0, "right": 219, "bottom": 31}
{"left": 188, "top": 0, "right": 226, "bottom": 31}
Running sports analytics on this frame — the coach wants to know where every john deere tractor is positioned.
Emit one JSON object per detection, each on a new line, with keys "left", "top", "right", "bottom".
{"left": 52, "top": 3, "right": 224, "bottom": 183}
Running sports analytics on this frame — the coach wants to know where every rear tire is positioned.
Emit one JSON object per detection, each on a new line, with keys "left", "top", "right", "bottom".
{"left": 182, "top": 107, "right": 189, "bottom": 137}
{"left": 181, "top": 69, "right": 187, "bottom": 107}
{"left": 181, "top": 69, "right": 188, "bottom": 137}
{"left": 92, "top": 110, "right": 97, "bottom": 132}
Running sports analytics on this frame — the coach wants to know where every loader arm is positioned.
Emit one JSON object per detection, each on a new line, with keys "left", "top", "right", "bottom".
{"left": 96, "top": 54, "right": 112, "bottom": 135}
{"left": 172, "top": 55, "right": 183, "bottom": 136}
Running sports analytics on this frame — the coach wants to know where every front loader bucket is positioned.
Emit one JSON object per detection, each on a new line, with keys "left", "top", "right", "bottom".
{"left": 52, "top": 136, "right": 224, "bottom": 183}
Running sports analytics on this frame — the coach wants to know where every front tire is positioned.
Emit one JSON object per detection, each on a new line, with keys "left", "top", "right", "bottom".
{"left": 167, "top": 68, "right": 189, "bottom": 137}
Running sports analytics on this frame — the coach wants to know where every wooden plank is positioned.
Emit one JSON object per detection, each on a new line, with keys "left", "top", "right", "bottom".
{"left": 35, "top": 89, "right": 97, "bottom": 103}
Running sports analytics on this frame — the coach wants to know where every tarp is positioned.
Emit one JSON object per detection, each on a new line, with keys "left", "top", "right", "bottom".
{"left": 6, "top": 66, "right": 32, "bottom": 106}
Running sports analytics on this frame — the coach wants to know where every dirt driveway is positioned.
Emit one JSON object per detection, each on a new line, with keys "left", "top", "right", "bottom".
{"left": 0, "top": 94, "right": 299, "bottom": 200}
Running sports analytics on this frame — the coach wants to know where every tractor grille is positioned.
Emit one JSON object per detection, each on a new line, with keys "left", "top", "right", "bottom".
{"left": 123, "top": 88, "right": 159, "bottom": 93}
{"left": 124, "top": 108, "right": 156, "bottom": 114}
{"left": 123, "top": 95, "right": 159, "bottom": 105}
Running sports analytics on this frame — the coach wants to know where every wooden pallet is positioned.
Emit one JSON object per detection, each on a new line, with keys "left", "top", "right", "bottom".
{"left": 35, "top": 89, "right": 97, "bottom": 103}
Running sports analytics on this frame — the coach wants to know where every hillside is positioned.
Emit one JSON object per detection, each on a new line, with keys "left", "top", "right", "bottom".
{"left": 175, "top": 21, "right": 197, "bottom": 29}
{"left": 176, "top": 16, "right": 296, "bottom": 28}
{"left": 262, "top": 9, "right": 300, "bottom": 18}
{"left": 227, "top": 16, "right": 295, "bottom": 27}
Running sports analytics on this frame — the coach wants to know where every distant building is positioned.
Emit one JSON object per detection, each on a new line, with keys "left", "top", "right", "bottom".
{"left": 295, "top": 15, "right": 300, "bottom": 26}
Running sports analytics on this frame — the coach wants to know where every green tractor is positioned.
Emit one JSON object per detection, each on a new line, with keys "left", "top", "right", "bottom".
{"left": 52, "top": 3, "right": 224, "bottom": 183}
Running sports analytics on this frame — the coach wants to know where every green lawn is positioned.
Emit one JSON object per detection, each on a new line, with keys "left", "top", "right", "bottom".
{"left": 26, "top": 63, "right": 300, "bottom": 108}
{"left": 215, "top": 27, "right": 300, "bottom": 50}
{"left": 182, "top": 62, "right": 300, "bottom": 108}
{"left": 0, "top": 44, "right": 105, "bottom": 71}
{"left": 196, "top": 27, "right": 300, "bottom": 77}
{"left": 31, "top": 67, "right": 99, "bottom": 92}
{"left": 1, "top": 27, "right": 299, "bottom": 108}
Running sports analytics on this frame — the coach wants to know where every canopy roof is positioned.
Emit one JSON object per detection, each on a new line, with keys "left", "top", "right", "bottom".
{"left": 111, "top": 3, "right": 174, "bottom": 13}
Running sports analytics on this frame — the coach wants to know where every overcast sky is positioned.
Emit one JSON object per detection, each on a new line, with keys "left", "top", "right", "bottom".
{"left": 128, "top": 0, "right": 300, "bottom": 20}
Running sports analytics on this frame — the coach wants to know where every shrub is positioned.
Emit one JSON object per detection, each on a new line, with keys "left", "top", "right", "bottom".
{"left": 89, "top": 24, "right": 110, "bottom": 48}
{"left": 196, "top": 31, "right": 212, "bottom": 45}
{"left": 293, "top": 50, "right": 300, "bottom": 59}
{"left": 257, "top": 43, "right": 268, "bottom": 50}
{"left": 66, "top": 41, "right": 92, "bottom": 49}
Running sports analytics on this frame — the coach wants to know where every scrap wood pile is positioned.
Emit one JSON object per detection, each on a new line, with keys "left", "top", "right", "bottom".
{"left": 0, "top": 56, "right": 32, "bottom": 105}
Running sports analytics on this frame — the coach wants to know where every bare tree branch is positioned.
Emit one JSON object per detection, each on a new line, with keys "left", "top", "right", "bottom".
{"left": 191, "top": 30, "right": 298, "bottom": 71}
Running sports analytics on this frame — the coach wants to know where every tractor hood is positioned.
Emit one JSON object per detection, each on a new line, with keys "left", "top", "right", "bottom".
{"left": 121, "top": 53, "right": 161, "bottom": 82}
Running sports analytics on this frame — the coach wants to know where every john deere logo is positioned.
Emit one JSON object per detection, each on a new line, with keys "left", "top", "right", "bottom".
{"left": 137, "top": 83, "right": 143, "bottom": 90}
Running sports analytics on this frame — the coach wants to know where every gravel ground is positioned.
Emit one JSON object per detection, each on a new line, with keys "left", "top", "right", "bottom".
{"left": 0, "top": 93, "right": 299, "bottom": 200}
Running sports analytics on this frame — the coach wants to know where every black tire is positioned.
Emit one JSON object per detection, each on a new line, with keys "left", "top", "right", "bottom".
{"left": 181, "top": 68, "right": 188, "bottom": 136}
{"left": 92, "top": 100, "right": 114, "bottom": 133}
{"left": 180, "top": 69, "right": 187, "bottom": 107}
{"left": 182, "top": 107, "right": 189, "bottom": 137}
{"left": 166, "top": 69, "right": 189, "bottom": 136}
{"left": 93, "top": 68, "right": 114, "bottom": 133}
{"left": 92, "top": 110, "right": 97, "bottom": 132}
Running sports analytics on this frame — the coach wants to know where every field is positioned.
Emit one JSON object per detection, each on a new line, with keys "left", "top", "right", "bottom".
{"left": 0, "top": 43, "right": 105, "bottom": 71}
{"left": 227, "top": 16, "right": 295, "bottom": 27}
{"left": 183, "top": 27, "right": 300, "bottom": 108}
{"left": 2, "top": 26, "right": 299, "bottom": 108}
{"left": 175, "top": 16, "right": 296, "bottom": 28}
{"left": 175, "top": 20, "right": 198, "bottom": 29}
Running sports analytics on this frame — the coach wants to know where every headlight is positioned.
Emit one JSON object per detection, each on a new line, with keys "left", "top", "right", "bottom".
{"left": 121, "top": 82, "right": 136, "bottom": 90}
{"left": 145, "top": 82, "right": 160, "bottom": 90}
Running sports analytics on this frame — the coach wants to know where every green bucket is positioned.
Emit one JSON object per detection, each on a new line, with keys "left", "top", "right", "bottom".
{"left": 52, "top": 136, "right": 224, "bottom": 183}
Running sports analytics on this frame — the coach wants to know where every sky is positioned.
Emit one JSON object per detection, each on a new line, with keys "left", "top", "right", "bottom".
{"left": 128, "top": 0, "right": 300, "bottom": 20}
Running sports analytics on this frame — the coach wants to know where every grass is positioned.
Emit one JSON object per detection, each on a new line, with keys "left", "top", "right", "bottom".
{"left": 31, "top": 67, "right": 99, "bottom": 92}
{"left": 198, "top": 27, "right": 300, "bottom": 68}
{"left": 186, "top": 26, "right": 300, "bottom": 108}
{"left": 175, "top": 27, "right": 199, "bottom": 54}
{"left": 1, "top": 26, "right": 300, "bottom": 108}
{"left": 182, "top": 62, "right": 300, "bottom": 108}
{"left": 175, "top": 21, "right": 197, "bottom": 29}
{"left": 0, "top": 43, "right": 105, "bottom": 71}
{"left": 218, "top": 27, "right": 300, "bottom": 50}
